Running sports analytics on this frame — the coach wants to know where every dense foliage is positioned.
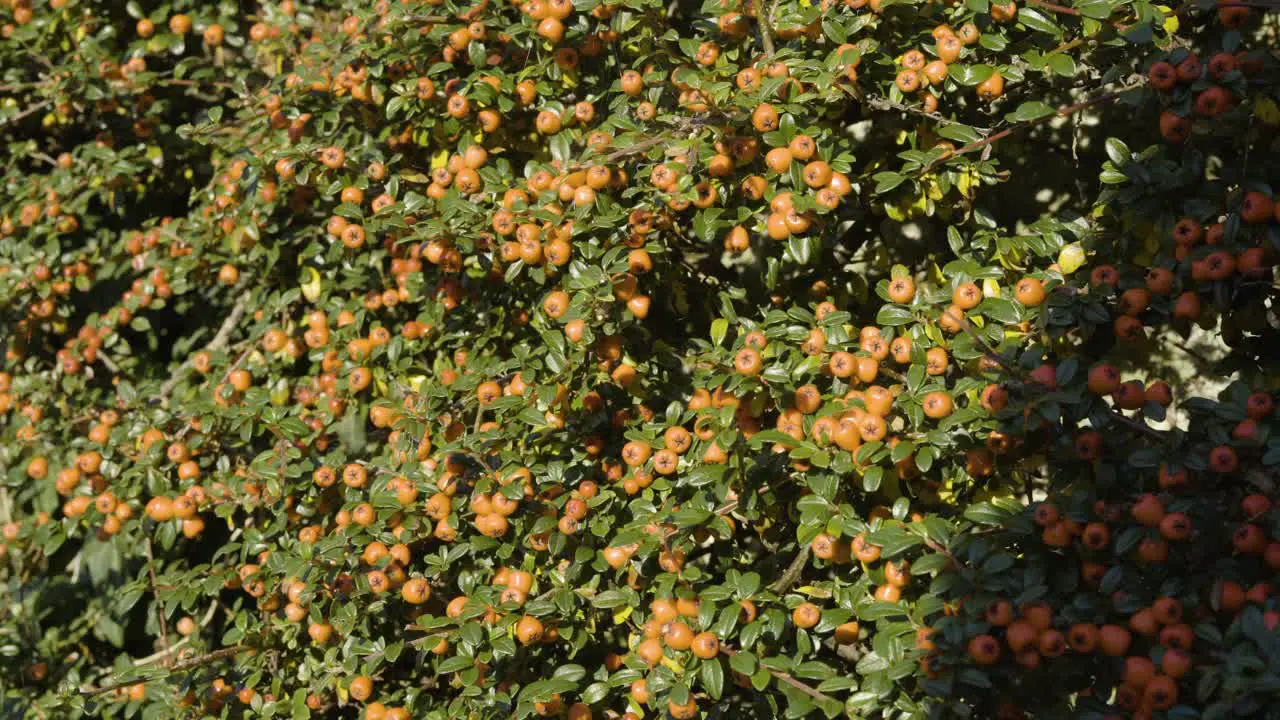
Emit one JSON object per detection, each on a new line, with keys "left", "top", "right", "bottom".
{"left": 3, "top": 0, "right": 1280, "bottom": 718}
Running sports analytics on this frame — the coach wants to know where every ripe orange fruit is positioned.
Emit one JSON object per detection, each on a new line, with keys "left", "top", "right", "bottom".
{"left": 1159, "top": 111, "right": 1191, "bottom": 143}
{"left": 349, "top": 675, "right": 373, "bottom": 702}
{"left": 690, "top": 631, "right": 720, "bottom": 659}
{"left": 887, "top": 276, "right": 915, "bottom": 303}
{"left": 792, "top": 602, "right": 821, "bottom": 628}
{"left": 1067, "top": 623, "right": 1098, "bottom": 653}
{"left": 751, "top": 104, "right": 779, "bottom": 132}
{"left": 967, "top": 634, "right": 1000, "bottom": 664}
{"left": 922, "top": 391, "right": 953, "bottom": 419}
{"left": 1098, "top": 624, "right": 1131, "bottom": 656}
{"left": 635, "top": 637, "right": 663, "bottom": 667}
{"left": 1014, "top": 277, "right": 1046, "bottom": 306}
{"left": 1144, "top": 674, "right": 1178, "bottom": 709}
{"left": 663, "top": 621, "right": 694, "bottom": 650}
{"left": 985, "top": 599, "right": 1014, "bottom": 627}
{"left": 976, "top": 72, "right": 1005, "bottom": 100}
{"left": 516, "top": 615, "right": 544, "bottom": 645}
{"left": 1148, "top": 61, "right": 1177, "bottom": 89}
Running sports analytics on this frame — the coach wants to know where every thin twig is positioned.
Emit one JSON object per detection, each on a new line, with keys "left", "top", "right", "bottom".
{"left": 154, "top": 78, "right": 238, "bottom": 91}
{"left": 769, "top": 546, "right": 810, "bottom": 594}
{"left": 886, "top": 84, "right": 1146, "bottom": 192}
{"left": 1108, "top": 409, "right": 1170, "bottom": 442}
{"left": 80, "top": 645, "right": 249, "bottom": 698}
{"left": 127, "top": 599, "right": 220, "bottom": 667}
{"left": 568, "top": 121, "right": 702, "bottom": 172}
{"left": 953, "top": 310, "right": 1168, "bottom": 441}
{"left": 0, "top": 79, "right": 48, "bottom": 92}
{"left": 720, "top": 647, "right": 838, "bottom": 706}
{"left": 1, "top": 100, "right": 49, "bottom": 128}
{"left": 714, "top": 477, "right": 782, "bottom": 516}
{"left": 27, "top": 150, "right": 57, "bottom": 166}
{"left": 1026, "top": 0, "right": 1079, "bottom": 15}
{"left": 936, "top": 85, "right": 1141, "bottom": 169}
{"left": 865, "top": 95, "right": 989, "bottom": 130}
{"left": 752, "top": 0, "right": 776, "bottom": 57}
{"left": 97, "top": 352, "right": 120, "bottom": 374}
{"left": 158, "top": 293, "right": 249, "bottom": 401}
{"left": 1182, "top": 0, "right": 1280, "bottom": 10}
{"left": 142, "top": 539, "right": 170, "bottom": 666}
{"left": 952, "top": 314, "right": 1026, "bottom": 380}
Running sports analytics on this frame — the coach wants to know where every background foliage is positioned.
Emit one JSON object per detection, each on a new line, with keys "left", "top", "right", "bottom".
{"left": 2, "top": 0, "right": 1280, "bottom": 718}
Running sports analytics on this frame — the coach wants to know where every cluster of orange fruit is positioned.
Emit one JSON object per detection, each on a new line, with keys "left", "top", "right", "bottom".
{"left": 1151, "top": 46, "right": 1263, "bottom": 144}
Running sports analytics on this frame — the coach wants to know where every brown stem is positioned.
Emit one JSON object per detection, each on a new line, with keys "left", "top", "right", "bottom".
{"left": 769, "top": 546, "right": 811, "bottom": 594}
{"left": 128, "top": 601, "right": 219, "bottom": 667}
{"left": 953, "top": 89, "right": 1130, "bottom": 161}
{"left": 1, "top": 100, "right": 50, "bottom": 128}
{"left": 752, "top": 0, "right": 776, "bottom": 57}
{"left": 720, "top": 648, "right": 838, "bottom": 706}
{"left": 922, "top": 84, "right": 1143, "bottom": 176}
{"left": 866, "top": 95, "right": 989, "bottom": 130}
{"left": 1026, "top": 0, "right": 1079, "bottom": 15}
{"left": 1108, "top": 409, "right": 1170, "bottom": 442}
{"left": 714, "top": 476, "right": 783, "bottom": 516}
{"left": 1185, "top": 0, "right": 1280, "bottom": 9}
{"left": 143, "top": 539, "right": 170, "bottom": 666}
{"left": 407, "top": 631, "right": 450, "bottom": 648}
{"left": 0, "top": 79, "right": 49, "bottom": 92}
{"left": 154, "top": 78, "right": 238, "bottom": 91}
{"left": 158, "top": 293, "right": 250, "bottom": 401}
{"left": 952, "top": 315, "right": 1027, "bottom": 380}
{"left": 1050, "top": 37, "right": 1086, "bottom": 56}
{"left": 954, "top": 311, "right": 1169, "bottom": 442}
{"left": 81, "top": 646, "right": 250, "bottom": 698}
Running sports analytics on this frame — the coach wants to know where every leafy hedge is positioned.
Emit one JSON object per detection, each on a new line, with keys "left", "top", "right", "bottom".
{"left": 2, "top": 0, "right": 1280, "bottom": 719}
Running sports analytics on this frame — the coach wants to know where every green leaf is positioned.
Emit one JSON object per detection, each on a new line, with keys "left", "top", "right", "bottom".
{"left": 948, "top": 64, "right": 995, "bottom": 86}
{"left": 910, "top": 553, "right": 950, "bottom": 575}
{"left": 876, "top": 305, "right": 914, "bottom": 326}
{"left": 438, "top": 655, "right": 476, "bottom": 673}
{"left": 1017, "top": 7, "right": 1061, "bottom": 35}
{"left": 873, "top": 172, "right": 906, "bottom": 194}
{"left": 1099, "top": 168, "right": 1128, "bottom": 184}
{"left": 958, "top": 667, "right": 992, "bottom": 688}
{"left": 1005, "top": 101, "right": 1055, "bottom": 123}
{"left": 582, "top": 683, "right": 609, "bottom": 705}
{"left": 979, "top": 297, "right": 1021, "bottom": 324}
{"left": 592, "top": 590, "right": 634, "bottom": 608}
{"left": 937, "top": 124, "right": 982, "bottom": 144}
{"left": 701, "top": 659, "right": 725, "bottom": 699}
{"left": 915, "top": 446, "right": 936, "bottom": 472}
{"left": 963, "top": 502, "right": 1011, "bottom": 525}
{"left": 1045, "top": 53, "right": 1077, "bottom": 76}
{"left": 1104, "top": 137, "right": 1131, "bottom": 165}
{"left": 1074, "top": 0, "right": 1117, "bottom": 18}
{"left": 292, "top": 689, "right": 310, "bottom": 720}
{"left": 729, "top": 650, "right": 757, "bottom": 676}
{"left": 862, "top": 467, "right": 883, "bottom": 492}
{"left": 1128, "top": 449, "right": 1162, "bottom": 468}
{"left": 710, "top": 318, "right": 728, "bottom": 346}
{"left": 855, "top": 652, "right": 889, "bottom": 674}
{"left": 822, "top": 17, "right": 847, "bottom": 44}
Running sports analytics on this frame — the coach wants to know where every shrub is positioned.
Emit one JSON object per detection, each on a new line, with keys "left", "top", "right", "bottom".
{"left": 2, "top": 0, "right": 1279, "bottom": 718}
